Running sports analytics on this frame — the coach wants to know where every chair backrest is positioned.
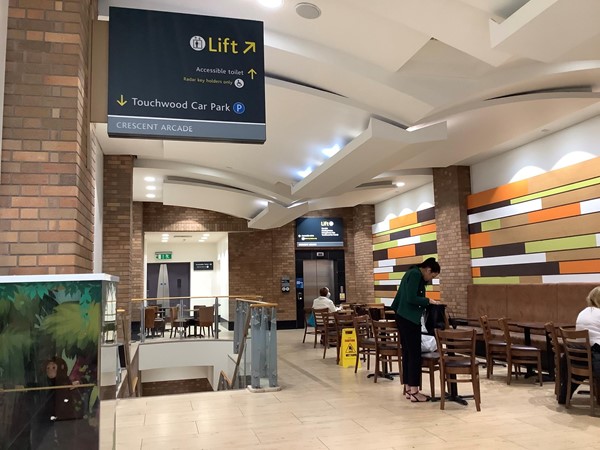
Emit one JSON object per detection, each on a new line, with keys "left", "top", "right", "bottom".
{"left": 334, "top": 310, "right": 355, "bottom": 334}
{"left": 435, "top": 328, "right": 477, "bottom": 365}
{"left": 144, "top": 307, "right": 156, "bottom": 328}
{"left": 544, "top": 322, "right": 561, "bottom": 358}
{"left": 313, "top": 308, "right": 332, "bottom": 328}
{"left": 367, "top": 304, "right": 385, "bottom": 321}
{"left": 497, "top": 317, "right": 513, "bottom": 346}
{"left": 197, "top": 305, "right": 215, "bottom": 325}
{"left": 560, "top": 327, "right": 593, "bottom": 379}
{"left": 169, "top": 306, "right": 179, "bottom": 324}
{"left": 479, "top": 315, "right": 494, "bottom": 343}
{"left": 372, "top": 320, "right": 401, "bottom": 352}
{"left": 353, "top": 314, "right": 372, "bottom": 343}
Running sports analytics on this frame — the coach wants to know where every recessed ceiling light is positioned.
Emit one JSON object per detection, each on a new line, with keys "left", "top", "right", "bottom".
{"left": 298, "top": 167, "right": 312, "bottom": 178}
{"left": 144, "top": 176, "right": 156, "bottom": 182}
{"left": 146, "top": 185, "right": 157, "bottom": 190}
{"left": 202, "top": 233, "right": 210, "bottom": 237}
{"left": 258, "top": 0, "right": 283, "bottom": 8}
{"left": 322, "top": 144, "right": 340, "bottom": 158}
{"left": 395, "top": 182, "right": 406, "bottom": 187}
{"left": 162, "top": 234, "right": 169, "bottom": 237}
{"left": 146, "top": 193, "right": 156, "bottom": 198}
{"left": 296, "top": 2, "right": 321, "bottom": 19}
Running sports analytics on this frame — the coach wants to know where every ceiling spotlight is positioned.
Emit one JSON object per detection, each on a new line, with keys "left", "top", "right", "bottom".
{"left": 296, "top": 2, "right": 321, "bottom": 19}
{"left": 145, "top": 193, "right": 156, "bottom": 198}
{"left": 322, "top": 144, "right": 340, "bottom": 158}
{"left": 144, "top": 176, "right": 156, "bottom": 182}
{"left": 258, "top": 0, "right": 283, "bottom": 8}
{"left": 395, "top": 182, "right": 406, "bottom": 187}
{"left": 146, "top": 185, "right": 157, "bottom": 190}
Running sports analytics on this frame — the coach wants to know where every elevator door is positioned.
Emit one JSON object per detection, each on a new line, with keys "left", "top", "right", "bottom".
{"left": 303, "top": 260, "right": 334, "bottom": 311}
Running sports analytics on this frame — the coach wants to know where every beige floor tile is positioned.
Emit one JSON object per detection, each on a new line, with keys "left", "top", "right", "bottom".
{"left": 115, "top": 329, "right": 599, "bottom": 450}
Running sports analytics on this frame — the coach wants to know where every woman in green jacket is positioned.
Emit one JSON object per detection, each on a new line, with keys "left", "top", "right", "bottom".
{"left": 391, "top": 257, "right": 440, "bottom": 402}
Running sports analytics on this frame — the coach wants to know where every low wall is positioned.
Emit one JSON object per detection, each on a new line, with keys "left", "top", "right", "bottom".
{"left": 467, "top": 283, "right": 598, "bottom": 324}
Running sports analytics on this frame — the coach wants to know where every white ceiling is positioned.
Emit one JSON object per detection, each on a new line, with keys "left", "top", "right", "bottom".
{"left": 96, "top": 0, "right": 600, "bottom": 228}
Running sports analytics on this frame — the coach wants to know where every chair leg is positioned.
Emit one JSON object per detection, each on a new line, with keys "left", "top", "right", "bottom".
{"left": 506, "top": 356, "right": 512, "bottom": 385}
{"left": 429, "top": 364, "right": 435, "bottom": 398}
{"left": 473, "top": 374, "right": 481, "bottom": 412}
{"left": 439, "top": 368, "right": 446, "bottom": 410}
{"left": 314, "top": 329, "right": 318, "bottom": 348}
{"left": 374, "top": 354, "right": 379, "bottom": 383}
{"left": 537, "top": 355, "right": 543, "bottom": 386}
{"left": 486, "top": 353, "right": 492, "bottom": 378}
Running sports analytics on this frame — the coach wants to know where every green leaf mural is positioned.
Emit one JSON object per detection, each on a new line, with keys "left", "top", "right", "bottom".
{"left": 40, "top": 302, "right": 100, "bottom": 357}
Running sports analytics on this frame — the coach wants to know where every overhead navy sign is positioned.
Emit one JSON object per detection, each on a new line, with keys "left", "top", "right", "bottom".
{"left": 108, "top": 7, "right": 265, "bottom": 143}
{"left": 296, "top": 218, "right": 344, "bottom": 248}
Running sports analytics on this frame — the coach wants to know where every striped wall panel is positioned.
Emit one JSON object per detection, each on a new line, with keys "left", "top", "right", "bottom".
{"left": 468, "top": 157, "right": 600, "bottom": 284}
{"left": 372, "top": 206, "right": 440, "bottom": 303}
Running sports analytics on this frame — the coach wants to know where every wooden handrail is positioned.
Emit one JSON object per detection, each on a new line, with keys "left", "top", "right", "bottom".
{"left": 0, "top": 383, "right": 96, "bottom": 394}
{"left": 130, "top": 295, "right": 263, "bottom": 302}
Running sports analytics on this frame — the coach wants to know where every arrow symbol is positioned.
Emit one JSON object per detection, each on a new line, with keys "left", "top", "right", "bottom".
{"left": 116, "top": 95, "right": 127, "bottom": 106}
{"left": 248, "top": 69, "right": 257, "bottom": 80}
{"left": 243, "top": 41, "right": 256, "bottom": 54}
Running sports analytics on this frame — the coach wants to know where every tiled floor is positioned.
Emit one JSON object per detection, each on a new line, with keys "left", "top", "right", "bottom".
{"left": 114, "top": 329, "right": 598, "bottom": 449}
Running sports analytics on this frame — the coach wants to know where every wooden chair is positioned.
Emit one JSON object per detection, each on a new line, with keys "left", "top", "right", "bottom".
{"left": 334, "top": 310, "right": 355, "bottom": 364}
{"left": 144, "top": 306, "right": 164, "bottom": 337}
{"left": 195, "top": 305, "right": 215, "bottom": 337}
{"left": 372, "top": 320, "right": 402, "bottom": 383}
{"left": 560, "top": 327, "right": 599, "bottom": 415}
{"left": 421, "top": 351, "right": 440, "bottom": 398}
{"left": 313, "top": 308, "right": 337, "bottom": 359}
{"left": 435, "top": 328, "right": 481, "bottom": 411}
{"left": 545, "top": 322, "right": 562, "bottom": 399}
{"left": 353, "top": 314, "right": 375, "bottom": 373}
{"left": 480, "top": 315, "right": 507, "bottom": 378}
{"left": 498, "top": 318, "right": 543, "bottom": 386}
{"left": 169, "top": 305, "right": 188, "bottom": 338}
{"left": 367, "top": 303, "right": 385, "bottom": 322}
{"left": 303, "top": 307, "right": 316, "bottom": 343}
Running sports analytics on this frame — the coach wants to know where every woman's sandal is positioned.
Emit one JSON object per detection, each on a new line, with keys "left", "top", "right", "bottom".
{"left": 409, "top": 392, "right": 431, "bottom": 403}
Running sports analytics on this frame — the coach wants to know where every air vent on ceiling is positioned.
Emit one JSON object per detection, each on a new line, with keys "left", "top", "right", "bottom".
{"left": 173, "top": 235, "right": 193, "bottom": 238}
{"left": 486, "top": 86, "right": 592, "bottom": 101}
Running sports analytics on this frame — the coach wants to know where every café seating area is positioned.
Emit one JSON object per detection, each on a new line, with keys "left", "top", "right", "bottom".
{"left": 142, "top": 304, "right": 217, "bottom": 340}
{"left": 303, "top": 303, "right": 599, "bottom": 416}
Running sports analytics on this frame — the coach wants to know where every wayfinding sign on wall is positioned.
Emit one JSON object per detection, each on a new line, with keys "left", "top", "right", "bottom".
{"left": 108, "top": 7, "right": 265, "bottom": 143}
{"left": 296, "top": 218, "right": 344, "bottom": 248}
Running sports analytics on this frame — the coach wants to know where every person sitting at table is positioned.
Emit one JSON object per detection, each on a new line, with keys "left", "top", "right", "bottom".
{"left": 558, "top": 285, "right": 600, "bottom": 404}
{"left": 312, "top": 287, "right": 338, "bottom": 313}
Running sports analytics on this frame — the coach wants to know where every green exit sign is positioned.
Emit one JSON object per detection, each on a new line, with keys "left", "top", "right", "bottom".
{"left": 155, "top": 252, "right": 172, "bottom": 260}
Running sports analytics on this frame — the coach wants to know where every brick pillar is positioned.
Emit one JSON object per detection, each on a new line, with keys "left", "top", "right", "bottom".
{"left": 433, "top": 166, "right": 471, "bottom": 317}
{"left": 131, "top": 201, "right": 144, "bottom": 320}
{"left": 0, "top": 0, "right": 97, "bottom": 275}
{"left": 353, "top": 204, "right": 375, "bottom": 303}
{"left": 103, "top": 155, "right": 133, "bottom": 321}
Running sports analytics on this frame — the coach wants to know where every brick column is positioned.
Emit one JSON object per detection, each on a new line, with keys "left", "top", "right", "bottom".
{"left": 131, "top": 201, "right": 144, "bottom": 320}
{"left": 0, "top": 0, "right": 97, "bottom": 275}
{"left": 352, "top": 204, "right": 375, "bottom": 303}
{"left": 433, "top": 166, "right": 472, "bottom": 317}
{"left": 103, "top": 155, "right": 133, "bottom": 320}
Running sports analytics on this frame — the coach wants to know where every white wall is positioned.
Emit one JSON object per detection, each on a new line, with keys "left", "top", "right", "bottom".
{"left": 374, "top": 183, "right": 434, "bottom": 223}
{"left": 145, "top": 237, "right": 230, "bottom": 320}
{"left": 471, "top": 114, "right": 600, "bottom": 193}
{"left": 138, "top": 340, "right": 234, "bottom": 390}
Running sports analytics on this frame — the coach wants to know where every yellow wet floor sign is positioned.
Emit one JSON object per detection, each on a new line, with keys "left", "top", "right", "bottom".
{"left": 339, "top": 327, "right": 360, "bottom": 368}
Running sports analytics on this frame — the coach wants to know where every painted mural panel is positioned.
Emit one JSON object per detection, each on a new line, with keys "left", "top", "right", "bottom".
{"left": 371, "top": 206, "right": 440, "bottom": 303}
{"left": 468, "top": 157, "right": 600, "bottom": 284}
{"left": 0, "top": 276, "right": 117, "bottom": 450}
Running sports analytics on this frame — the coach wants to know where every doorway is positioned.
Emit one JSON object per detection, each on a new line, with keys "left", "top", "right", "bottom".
{"left": 147, "top": 262, "right": 191, "bottom": 306}
{"left": 302, "top": 260, "right": 334, "bottom": 311}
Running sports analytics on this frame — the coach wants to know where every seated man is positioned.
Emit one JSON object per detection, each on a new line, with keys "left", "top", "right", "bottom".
{"left": 312, "top": 287, "right": 338, "bottom": 313}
